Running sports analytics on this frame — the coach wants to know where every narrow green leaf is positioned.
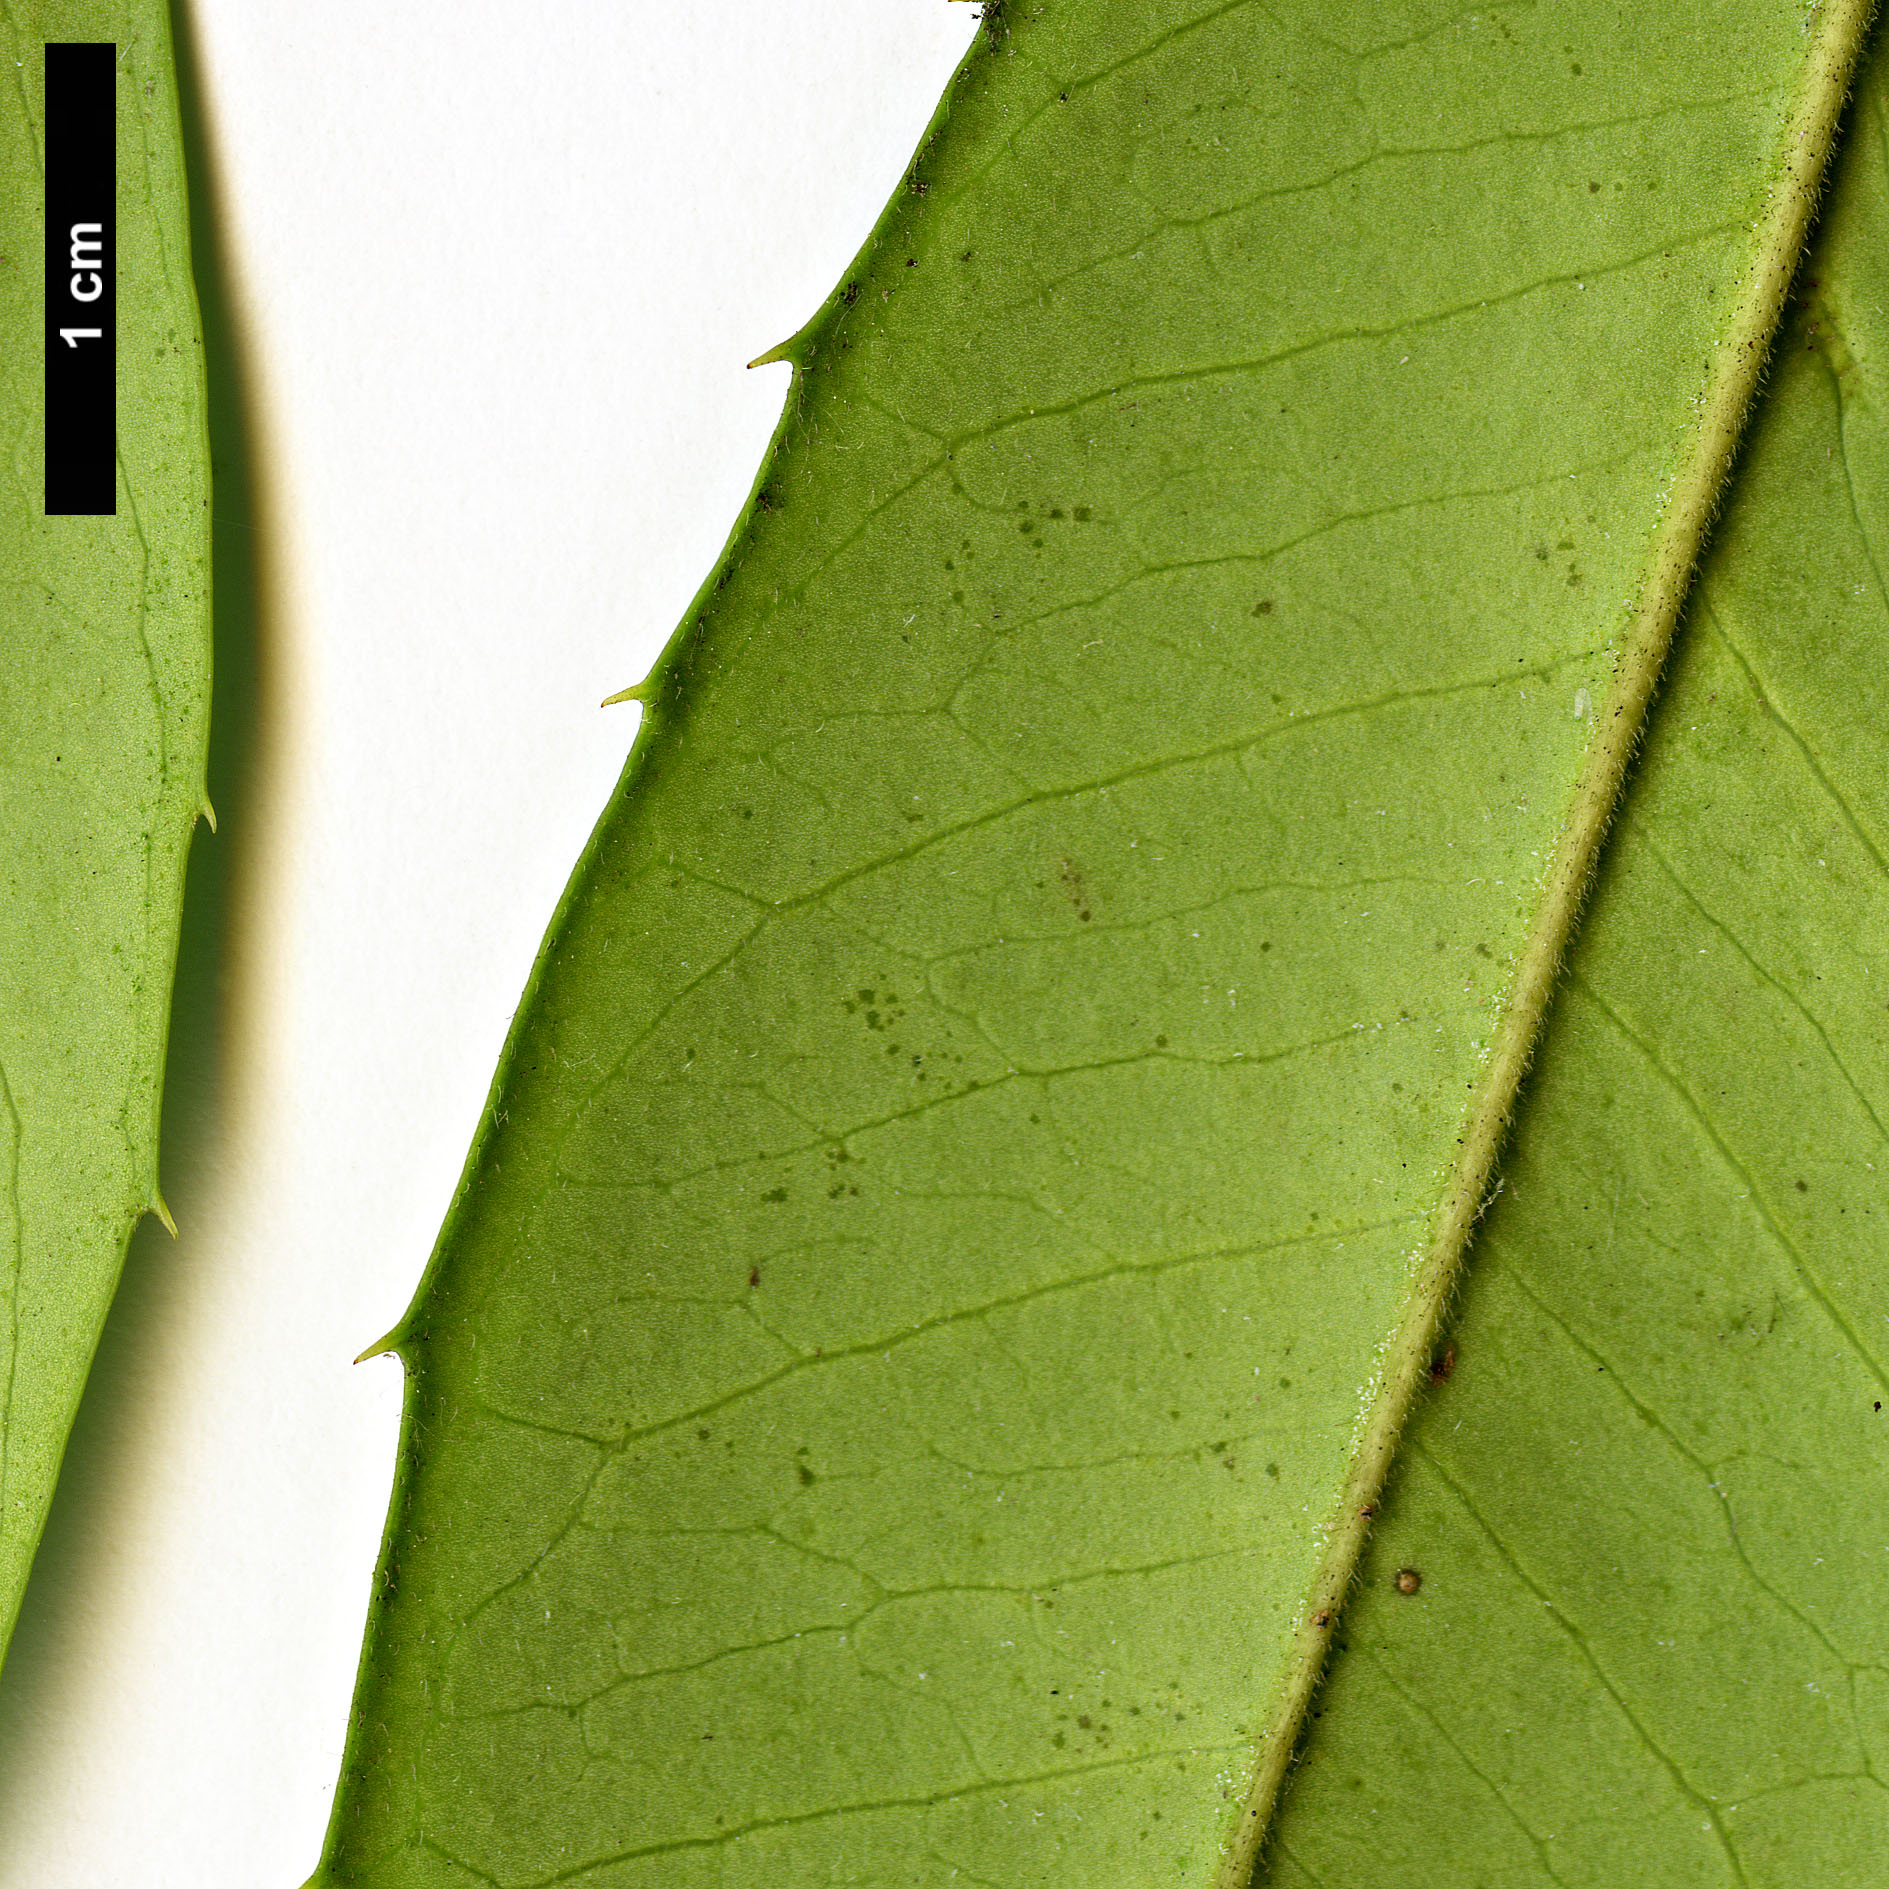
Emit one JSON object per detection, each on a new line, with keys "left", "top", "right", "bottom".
{"left": 313, "top": 3, "right": 1881, "bottom": 1884}
{"left": 0, "top": 7, "right": 209, "bottom": 1654}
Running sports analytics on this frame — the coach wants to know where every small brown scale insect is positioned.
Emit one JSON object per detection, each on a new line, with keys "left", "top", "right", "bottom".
{"left": 1395, "top": 1568, "right": 1422, "bottom": 1596}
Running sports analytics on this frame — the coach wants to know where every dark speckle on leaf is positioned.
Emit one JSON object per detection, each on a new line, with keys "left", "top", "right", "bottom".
{"left": 317, "top": 8, "right": 1889, "bottom": 1878}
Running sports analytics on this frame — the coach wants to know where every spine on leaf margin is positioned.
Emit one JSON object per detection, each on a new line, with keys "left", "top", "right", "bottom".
{"left": 307, "top": 29, "right": 996, "bottom": 1886}
{"left": 355, "top": 0, "right": 982, "bottom": 1375}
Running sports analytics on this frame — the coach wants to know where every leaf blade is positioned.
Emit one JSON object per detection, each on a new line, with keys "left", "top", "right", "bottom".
{"left": 315, "top": 3, "right": 1871, "bottom": 1883}
{"left": 1268, "top": 39, "right": 1889, "bottom": 1878}
{"left": 0, "top": 3, "right": 210, "bottom": 1656}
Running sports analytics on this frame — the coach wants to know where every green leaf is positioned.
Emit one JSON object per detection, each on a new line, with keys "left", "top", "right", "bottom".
{"left": 1267, "top": 42, "right": 1889, "bottom": 1885}
{"left": 312, "top": 3, "right": 1883, "bottom": 1884}
{"left": 0, "top": 8, "right": 209, "bottom": 1655}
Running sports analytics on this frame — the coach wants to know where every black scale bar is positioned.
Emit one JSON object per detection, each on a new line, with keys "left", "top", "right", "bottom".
{"left": 44, "top": 42, "right": 116, "bottom": 517}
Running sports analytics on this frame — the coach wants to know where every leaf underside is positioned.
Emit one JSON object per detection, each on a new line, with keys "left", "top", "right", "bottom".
{"left": 317, "top": 4, "right": 1889, "bottom": 1885}
{"left": 0, "top": 3, "right": 208, "bottom": 1658}
{"left": 1269, "top": 39, "right": 1889, "bottom": 1886}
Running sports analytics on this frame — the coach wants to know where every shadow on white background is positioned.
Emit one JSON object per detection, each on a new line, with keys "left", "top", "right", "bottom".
{"left": 0, "top": 4, "right": 978, "bottom": 1883}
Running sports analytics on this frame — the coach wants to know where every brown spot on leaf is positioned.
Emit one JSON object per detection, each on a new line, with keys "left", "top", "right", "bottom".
{"left": 1058, "top": 858, "right": 1094, "bottom": 922}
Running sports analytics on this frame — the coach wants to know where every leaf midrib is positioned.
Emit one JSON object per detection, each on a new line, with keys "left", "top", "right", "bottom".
{"left": 1219, "top": 1, "right": 1884, "bottom": 1879}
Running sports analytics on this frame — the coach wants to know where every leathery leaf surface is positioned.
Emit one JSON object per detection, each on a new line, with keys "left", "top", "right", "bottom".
{"left": 316, "top": 4, "right": 1883, "bottom": 1885}
{"left": 0, "top": 7, "right": 208, "bottom": 1654}
{"left": 1269, "top": 39, "right": 1889, "bottom": 1889}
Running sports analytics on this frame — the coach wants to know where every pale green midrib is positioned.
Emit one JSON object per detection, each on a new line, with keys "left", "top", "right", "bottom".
{"left": 1215, "top": 4, "right": 1883, "bottom": 1883}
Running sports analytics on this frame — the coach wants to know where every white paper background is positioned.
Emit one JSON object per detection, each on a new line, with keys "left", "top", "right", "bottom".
{"left": 0, "top": 5, "right": 978, "bottom": 1882}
